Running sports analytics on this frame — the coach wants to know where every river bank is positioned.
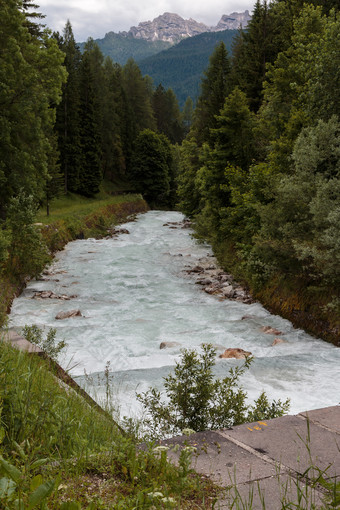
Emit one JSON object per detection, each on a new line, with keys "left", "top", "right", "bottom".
{"left": 212, "top": 240, "right": 340, "bottom": 347}
{"left": 8, "top": 210, "right": 340, "bottom": 419}
{"left": 0, "top": 194, "right": 148, "bottom": 325}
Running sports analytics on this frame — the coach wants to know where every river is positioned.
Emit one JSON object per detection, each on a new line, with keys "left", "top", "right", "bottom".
{"left": 9, "top": 211, "right": 340, "bottom": 420}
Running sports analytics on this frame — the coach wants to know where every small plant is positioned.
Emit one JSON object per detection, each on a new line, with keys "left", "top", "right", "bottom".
{"left": 137, "top": 344, "right": 290, "bottom": 438}
{"left": 0, "top": 449, "right": 57, "bottom": 509}
{"left": 21, "top": 324, "right": 67, "bottom": 362}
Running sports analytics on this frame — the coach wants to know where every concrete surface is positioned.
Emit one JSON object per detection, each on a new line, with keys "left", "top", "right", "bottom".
{"left": 162, "top": 406, "right": 340, "bottom": 509}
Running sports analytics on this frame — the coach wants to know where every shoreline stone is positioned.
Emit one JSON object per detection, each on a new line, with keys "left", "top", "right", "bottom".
{"left": 182, "top": 255, "right": 254, "bottom": 305}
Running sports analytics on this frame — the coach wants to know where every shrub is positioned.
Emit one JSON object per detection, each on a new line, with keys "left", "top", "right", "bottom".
{"left": 137, "top": 344, "right": 290, "bottom": 438}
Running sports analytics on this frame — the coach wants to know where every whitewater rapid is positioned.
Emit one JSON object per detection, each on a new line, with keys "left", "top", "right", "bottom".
{"left": 9, "top": 211, "right": 340, "bottom": 419}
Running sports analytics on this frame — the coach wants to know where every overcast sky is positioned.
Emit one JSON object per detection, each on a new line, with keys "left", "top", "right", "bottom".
{"left": 38, "top": 0, "right": 254, "bottom": 42}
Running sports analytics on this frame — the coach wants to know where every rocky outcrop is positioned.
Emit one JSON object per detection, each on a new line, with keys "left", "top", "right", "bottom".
{"left": 121, "top": 11, "right": 251, "bottom": 44}
{"left": 182, "top": 256, "right": 253, "bottom": 304}
{"left": 219, "top": 348, "right": 252, "bottom": 359}
{"left": 215, "top": 11, "right": 251, "bottom": 31}
{"left": 123, "top": 13, "right": 209, "bottom": 43}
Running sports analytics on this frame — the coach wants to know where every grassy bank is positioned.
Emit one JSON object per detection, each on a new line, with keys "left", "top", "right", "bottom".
{"left": 0, "top": 339, "right": 220, "bottom": 509}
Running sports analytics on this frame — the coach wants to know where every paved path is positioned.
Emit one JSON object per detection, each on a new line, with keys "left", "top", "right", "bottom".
{"left": 163, "top": 406, "right": 340, "bottom": 509}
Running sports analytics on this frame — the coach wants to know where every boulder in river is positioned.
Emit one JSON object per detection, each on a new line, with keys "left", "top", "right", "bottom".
{"left": 261, "top": 326, "right": 283, "bottom": 335}
{"left": 219, "top": 348, "right": 252, "bottom": 359}
{"left": 159, "top": 341, "right": 181, "bottom": 349}
{"left": 271, "top": 337, "right": 286, "bottom": 346}
{"left": 55, "top": 310, "right": 82, "bottom": 320}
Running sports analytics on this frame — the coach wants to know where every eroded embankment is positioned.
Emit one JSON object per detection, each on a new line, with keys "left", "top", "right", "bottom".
{"left": 212, "top": 242, "right": 339, "bottom": 347}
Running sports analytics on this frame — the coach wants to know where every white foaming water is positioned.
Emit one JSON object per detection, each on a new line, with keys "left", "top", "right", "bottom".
{"left": 9, "top": 211, "right": 340, "bottom": 419}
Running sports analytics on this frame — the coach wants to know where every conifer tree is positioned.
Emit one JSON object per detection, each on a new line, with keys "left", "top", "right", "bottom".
{"left": 130, "top": 129, "right": 172, "bottom": 207}
{"left": 182, "top": 97, "right": 194, "bottom": 136}
{"left": 231, "top": 0, "right": 282, "bottom": 112}
{"left": 122, "top": 58, "right": 156, "bottom": 171}
{"left": 55, "top": 20, "right": 82, "bottom": 193}
{"left": 0, "top": 0, "right": 66, "bottom": 217}
{"left": 152, "top": 84, "right": 184, "bottom": 144}
{"left": 192, "top": 42, "right": 231, "bottom": 145}
{"left": 77, "top": 54, "right": 102, "bottom": 197}
{"left": 20, "top": 0, "right": 45, "bottom": 37}
{"left": 101, "top": 57, "right": 127, "bottom": 181}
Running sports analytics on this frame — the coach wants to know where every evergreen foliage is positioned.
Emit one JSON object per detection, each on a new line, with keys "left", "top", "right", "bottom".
{"left": 177, "top": 1, "right": 340, "bottom": 332}
{"left": 0, "top": 0, "right": 66, "bottom": 218}
{"left": 191, "top": 41, "right": 232, "bottom": 145}
{"left": 55, "top": 20, "right": 82, "bottom": 194}
{"left": 139, "top": 29, "right": 238, "bottom": 107}
{"left": 129, "top": 129, "right": 173, "bottom": 207}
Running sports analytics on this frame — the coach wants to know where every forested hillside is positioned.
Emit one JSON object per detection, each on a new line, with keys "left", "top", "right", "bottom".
{"left": 78, "top": 32, "right": 172, "bottom": 66}
{"left": 177, "top": 0, "right": 340, "bottom": 343}
{"left": 139, "top": 29, "right": 238, "bottom": 106}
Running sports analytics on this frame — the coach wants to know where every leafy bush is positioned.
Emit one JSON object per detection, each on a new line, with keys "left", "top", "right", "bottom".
{"left": 137, "top": 344, "right": 290, "bottom": 438}
{"left": 5, "top": 193, "right": 50, "bottom": 278}
{"left": 21, "top": 324, "right": 67, "bottom": 362}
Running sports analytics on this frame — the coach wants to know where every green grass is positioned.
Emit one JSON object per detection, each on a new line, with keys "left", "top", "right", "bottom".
{"left": 0, "top": 339, "right": 221, "bottom": 509}
{"left": 37, "top": 185, "right": 142, "bottom": 225}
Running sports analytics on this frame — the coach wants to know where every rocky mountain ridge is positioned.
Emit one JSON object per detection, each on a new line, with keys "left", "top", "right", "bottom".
{"left": 118, "top": 11, "right": 251, "bottom": 44}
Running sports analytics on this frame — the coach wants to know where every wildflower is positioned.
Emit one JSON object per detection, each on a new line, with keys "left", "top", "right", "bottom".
{"left": 182, "top": 428, "right": 196, "bottom": 436}
{"left": 161, "top": 496, "right": 176, "bottom": 506}
{"left": 147, "top": 491, "right": 164, "bottom": 499}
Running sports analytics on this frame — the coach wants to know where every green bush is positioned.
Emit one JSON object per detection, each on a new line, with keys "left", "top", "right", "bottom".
{"left": 21, "top": 324, "right": 67, "bottom": 362}
{"left": 137, "top": 344, "right": 290, "bottom": 438}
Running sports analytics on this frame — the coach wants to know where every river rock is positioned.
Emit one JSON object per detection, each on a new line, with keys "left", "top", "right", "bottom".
{"left": 55, "top": 310, "right": 82, "bottom": 320}
{"left": 219, "top": 348, "right": 252, "bottom": 359}
{"left": 33, "top": 291, "right": 77, "bottom": 300}
{"left": 221, "top": 285, "right": 235, "bottom": 298}
{"left": 204, "top": 284, "right": 220, "bottom": 295}
{"left": 195, "top": 278, "right": 213, "bottom": 285}
{"left": 241, "top": 315, "right": 258, "bottom": 320}
{"left": 272, "top": 337, "right": 286, "bottom": 346}
{"left": 261, "top": 326, "right": 283, "bottom": 335}
{"left": 160, "top": 341, "right": 181, "bottom": 349}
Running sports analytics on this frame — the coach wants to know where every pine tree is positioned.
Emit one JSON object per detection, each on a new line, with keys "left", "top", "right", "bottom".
{"left": 55, "top": 20, "right": 82, "bottom": 193}
{"left": 101, "top": 57, "right": 127, "bottom": 181}
{"left": 0, "top": 0, "right": 66, "bottom": 218}
{"left": 152, "top": 84, "right": 184, "bottom": 144}
{"left": 182, "top": 97, "right": 194, "bottom": 137}
{"left": 231, "top": 0, "right": 285, "bottom": 111}
{"left": 129, "top": 129, "right": 171, "bottom": 206}
{"left": 122, "top": 58, "right": 156, "bottom": 172}
{"left": 20, "top": 0, "right": 45, "bottom": 37}
{"left": 77, "top": 54, "right": 102, "bottom": 197}
{"left": 191, "top": 42, "right": 231, "bottom": 145}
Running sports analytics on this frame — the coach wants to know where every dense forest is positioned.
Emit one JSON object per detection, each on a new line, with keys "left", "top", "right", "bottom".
{"left": 0, "top": 0, "right": 185, "bottom": 305}
{"left": 0, "top": 0, "right": 339, "bottom": 341}
{"left": 177, "top": 0, "right": 340, "bottom": 342}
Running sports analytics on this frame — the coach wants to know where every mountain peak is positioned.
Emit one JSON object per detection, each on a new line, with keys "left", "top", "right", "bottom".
{"left": 120, "top": 11, "right": 251, "bottom": 44}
